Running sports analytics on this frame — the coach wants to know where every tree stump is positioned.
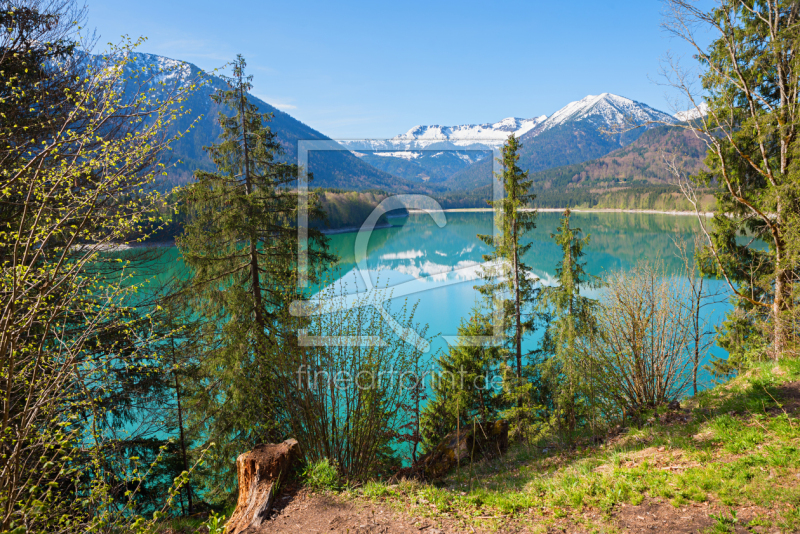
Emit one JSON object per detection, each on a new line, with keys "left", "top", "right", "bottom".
{"left": 225, "top": 438, "right": 300, "bottom": 534}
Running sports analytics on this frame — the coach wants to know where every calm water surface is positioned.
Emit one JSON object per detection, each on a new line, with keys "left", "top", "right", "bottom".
{"left": 140, "top": 211, "right": 731, "bottom": 390}
{"left": 322, "top": 211, "right": 730, "bottom": 382}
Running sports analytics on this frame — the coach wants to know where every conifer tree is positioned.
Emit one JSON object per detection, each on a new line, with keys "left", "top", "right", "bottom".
{"left": 665, "top": 0, "right": 800, "bottom": 358}
{"left": 177, "top": 55, "right": 332, "bottom": 497}
{"left": 420, "top": 302, "right": 504, "bottom": 449}
{"left": 477, "top": 135, "right": 539, "bottom": 380}
{"left": 541, "top": 209, "right": 598, "bottom": 433}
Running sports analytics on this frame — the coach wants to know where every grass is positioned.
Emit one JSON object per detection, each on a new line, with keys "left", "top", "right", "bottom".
{"left": 343, "top": 359, "right": 800, "bottom": 532}
{"left": 151, "top": 516, "right": 208, "bottom": 533}
{"left": 302, "top": 458, "right": 340, "bottom": 491}
{"left": 152, "top": 507, "right": 234, "bottom": 534}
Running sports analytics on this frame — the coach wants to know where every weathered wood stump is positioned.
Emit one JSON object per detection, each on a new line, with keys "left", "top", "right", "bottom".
{"left": 225, "top": 438, "right": 300, "bottom": 534}
{"left": 391, "top": 420, "right": 508, "bottom": 482}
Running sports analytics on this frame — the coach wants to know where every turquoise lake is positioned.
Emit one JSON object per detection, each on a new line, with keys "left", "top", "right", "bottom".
{"left": 317, "top": 211, "right": 730, "bottom": 383}
{"left": 139, "top": 210, "right": 731, "bottom": 390}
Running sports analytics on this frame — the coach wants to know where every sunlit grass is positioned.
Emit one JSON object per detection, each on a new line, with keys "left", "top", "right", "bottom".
{"left": 347, "top": 359, "right": 800, "bottom": 531}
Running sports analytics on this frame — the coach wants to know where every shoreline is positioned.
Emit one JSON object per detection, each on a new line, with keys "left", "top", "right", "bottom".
{"left": 407, "top": 207, "right": 714, "bottom": 217}
{"left": 96, "top": 208, "right": 713, "bottom": 247}
{"left": 75, "top": 241, "right": 176, "bottom": 252}
{"left": 320, "top": 222, "right": 395, "bottom": 235}
{"left": 319, "top": 213, "right": 408, "bottom": 235}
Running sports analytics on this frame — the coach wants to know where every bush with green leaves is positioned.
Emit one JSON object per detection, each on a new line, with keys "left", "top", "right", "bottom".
{"left": 0, "top": 1, "right": 208, "bottom": 530}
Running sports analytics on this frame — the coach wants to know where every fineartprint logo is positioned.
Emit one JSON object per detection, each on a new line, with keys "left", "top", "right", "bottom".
{"left": 291, "top": 139, "right": 509, "bottom": 350}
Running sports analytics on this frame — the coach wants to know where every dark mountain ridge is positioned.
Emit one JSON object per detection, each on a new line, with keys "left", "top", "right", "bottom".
{"left": 122, "top": 52, "right": 422, "bottom": 193}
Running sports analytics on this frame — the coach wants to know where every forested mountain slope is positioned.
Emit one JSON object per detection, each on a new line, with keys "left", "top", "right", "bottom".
{"left": 124, "top": 52, "right": 419, "bottom": 192}
{"left": 432, "top": 123, "right": 711, "bottom": 210}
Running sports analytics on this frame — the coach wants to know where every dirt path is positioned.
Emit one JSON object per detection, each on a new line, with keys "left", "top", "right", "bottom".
{"left": 257, "top": 486, "right": 460, "bottom": 534}
{"left": 254, "top": 488, "right": 785, "bottom": 534}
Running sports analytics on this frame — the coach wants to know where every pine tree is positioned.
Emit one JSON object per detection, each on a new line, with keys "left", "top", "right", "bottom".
{"left": 540, "top": 209, "right": 599, "bottom": 434}
{"left": 420, "top": 302, "right": 504, "bottom": 449}
{"left": 477, "top": 135, "right": 539, "bottom": 381}
{"left": 176, "top": 55, "right": 332, "bottom": 498}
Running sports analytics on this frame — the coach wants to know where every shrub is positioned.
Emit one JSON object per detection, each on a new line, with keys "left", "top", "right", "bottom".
{"left": 282, "top": 286, "right": 429, "bottom": 482}
{"left": 580, "top": 261, "right": 694, "bottom": 413}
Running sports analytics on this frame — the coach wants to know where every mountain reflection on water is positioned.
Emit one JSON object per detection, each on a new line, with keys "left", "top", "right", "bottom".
{"left": 321, "top": 211, "right": 729, "bottom": 372}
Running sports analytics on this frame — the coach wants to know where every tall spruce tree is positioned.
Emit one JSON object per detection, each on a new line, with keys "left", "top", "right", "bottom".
{"left": 540, "top": 209, "right": 598, "bottom": 434}
{"left": 176, "top": 55, "right": 332, "bottom": 499}
{"left": 477, "top": 135, "right": 539, "bottom": 380}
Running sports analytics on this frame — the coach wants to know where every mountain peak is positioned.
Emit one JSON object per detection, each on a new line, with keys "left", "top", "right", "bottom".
{"left": 675, "top": 102, "right": 709, "bottom": 121}
{"left": 538, "top": 93, "right": 676, "bottom": 133}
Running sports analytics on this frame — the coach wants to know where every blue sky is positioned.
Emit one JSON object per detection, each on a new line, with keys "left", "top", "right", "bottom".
{"left": 88, "top": 0, "right": 711, "bottom": 138}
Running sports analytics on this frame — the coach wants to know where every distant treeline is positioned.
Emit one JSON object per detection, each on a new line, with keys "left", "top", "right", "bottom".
{"left": 140, "top": 187, "right": 407, "bottom": 242}
{"left": 428, "top": 183, "right": 715, "bottom": 212}
{"left": 140, "top": 182, "right": 713, "bottom": 245}
{"left": 312, "top": 189, "right": 407, "bottom": 229}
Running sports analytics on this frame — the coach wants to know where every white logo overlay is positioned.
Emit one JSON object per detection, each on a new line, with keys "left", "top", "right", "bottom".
{"left": 291, "top": 140, "right": 509, "bottom": 351}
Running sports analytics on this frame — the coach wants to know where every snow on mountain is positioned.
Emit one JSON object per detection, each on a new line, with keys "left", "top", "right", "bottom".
{"left": 392, "top": 116, "right": 547, "bottom": 148}
{"left": 372, "top": 151, "right": 423, "bottom": 160}
{"left": 339, "top": 116, "right": 546, "bottom": 152}
{"left": 536, "top": 93, "right": 677, "bottom": 133}
{"left": 344, "top": 94, "right": 674, "bottom": 154}
{"left": 675, "top": 102, "right": 709, "bottom": 122}
{"left": 341, "top": 94, "right": 678, "bottom": 184}
{"left": 121, "top": 52, "right": 193, "bottom": 86}
{"left": 89, "top": 51, "right": 193, "bottom": 88}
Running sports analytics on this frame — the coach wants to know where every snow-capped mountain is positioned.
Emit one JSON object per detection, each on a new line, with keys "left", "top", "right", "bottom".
{"left": 535, "top": 93, "right": 676, "bottom": 133}
{"left": 392, "top": 116, "right": 547, "bottom": 148}
{"left": 106, "top": 52, "right": 410, "bottom": 192}
{"left": 339, "top": 116, "right": 549, "bottom": 184}
{"left": 675, "top": 102, "right": 709, "bottom": 122}
{"left": 112, "top": 52, "right": 686, "bottom": 194}
{"left": 361, "top": 93, "right": 675, "bottom": 152}
{"left": 340, "top": 116, "right": 546, "bottom": 153}
{"left": 345, "top": 93, "right": 679, "bottom": 187}
{"left": 118, "top": 52, "right": 193, "bottom": 86}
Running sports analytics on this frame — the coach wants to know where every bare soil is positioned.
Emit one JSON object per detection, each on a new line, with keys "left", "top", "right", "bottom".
{"left": 254, "top": 485, "right": 461, "bottom": 534}
{"left": 249, "top": 379, "right": 800, "bottom": 533}
{"left": 614, "top": 500, "right": 742, "bottom": 533}
{"left": 252, "top": 488, "right": 786, "bottom": 534}
{"left": 774, "top": 379, "right": 800, "bottom": 412}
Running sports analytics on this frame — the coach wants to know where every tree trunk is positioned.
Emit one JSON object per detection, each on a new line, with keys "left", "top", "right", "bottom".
{"left": 171, "top": 330, "right": 192, "bottom": 515}
{"left": 693, "top": 277, "right": 702, "bottom": 395}
{"left": 237, "top": 83, "right": 266, "bottom": 337}
{"left": 513, "top": 219, "right": 522, "bottom": 380}
{"left": 773, "top": 269, "right": 789, "bottom": 359}
{"left": 226, "top": 439, "right": 300, "bottom": 534}
{"left": 773, "top": 197, "right": 789, "bottom": 360}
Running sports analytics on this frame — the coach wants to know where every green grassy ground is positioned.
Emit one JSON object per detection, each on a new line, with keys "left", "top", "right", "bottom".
{"left": 345, "top": 359, "right": 800, "bottom": 533}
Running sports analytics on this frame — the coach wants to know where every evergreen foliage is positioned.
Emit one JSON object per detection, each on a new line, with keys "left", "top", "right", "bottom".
{"left": 420, "top": 302, "right": 505, "bottom": 449}
{"left": 665, "top": 0, "right": 800, "bottom": 358}
{"left": 477, "top": 135, "right": 540, "bottom": 380}
{"left": 539, "top": 209, "right": 599, "bottom": 435}
{"left": 176, "top": 55, "right": 333, "bottom": 499}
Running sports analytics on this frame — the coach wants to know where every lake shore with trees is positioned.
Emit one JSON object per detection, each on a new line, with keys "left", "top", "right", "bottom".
{"left": 3, "top": 0, "right": 800, "bottom": 533}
